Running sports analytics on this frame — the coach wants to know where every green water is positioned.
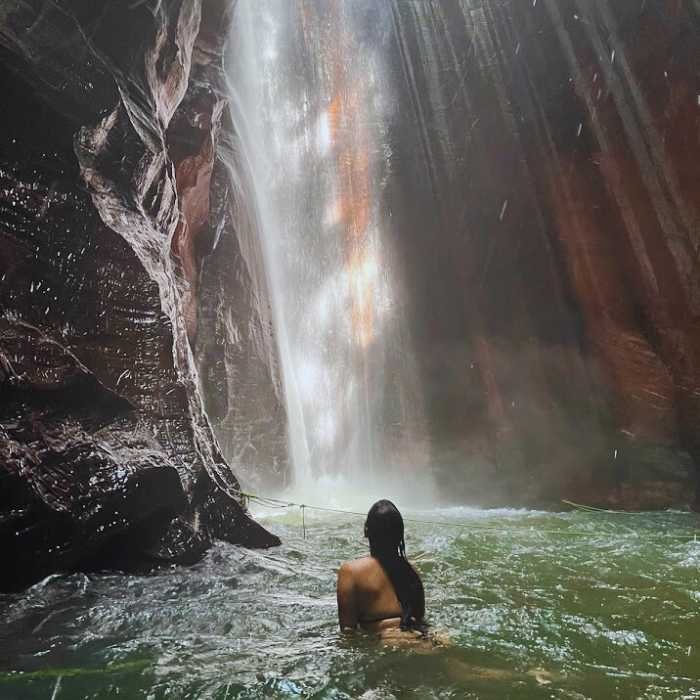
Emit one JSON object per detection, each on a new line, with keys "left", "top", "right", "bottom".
{"left": 1, "top": 508, "right": 699, "bottom": 699}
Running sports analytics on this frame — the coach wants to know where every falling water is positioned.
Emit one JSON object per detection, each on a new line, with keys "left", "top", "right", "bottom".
{"left": 227, "top": 1, "right": 428, "bottom": 503}
{"left": 226, "top": 0, "right": 698, "bottom": 507}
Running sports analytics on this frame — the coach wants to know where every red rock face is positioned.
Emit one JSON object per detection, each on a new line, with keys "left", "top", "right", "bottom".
{"left": 167, "top": 0, "right": 230, "bottom": 343}
{"left": 553, "top": 2, "right": 699, "bottom": 507}
{"left": 170, "top": 95, "right": 223, "bottom": 341}
{"left": 528, "top": 1, "right": 700, "bottom": 507}
{"left": 384, "top": 0, "right": 699, "bottom": 508}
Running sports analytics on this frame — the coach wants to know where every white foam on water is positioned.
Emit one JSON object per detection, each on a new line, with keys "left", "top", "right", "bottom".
{"left": 411, "top": 505, "right": 549, "bottom": 520}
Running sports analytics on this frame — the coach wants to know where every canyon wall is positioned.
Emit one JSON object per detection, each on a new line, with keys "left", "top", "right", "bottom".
{"left": 387, "top": 0, "right": 699, "bottom": 508}
{"left": 0, "top": 0, "right": 281, "bottom": 592}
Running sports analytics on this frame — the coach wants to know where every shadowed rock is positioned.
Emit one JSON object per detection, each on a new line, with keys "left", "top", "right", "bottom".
{"left": 0, "top": 0, "right": 281, "bottom": 591}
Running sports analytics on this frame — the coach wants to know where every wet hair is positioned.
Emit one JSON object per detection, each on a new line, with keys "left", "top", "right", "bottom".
{"left": 364, "top": 499, "right": 426, "bottom": 631}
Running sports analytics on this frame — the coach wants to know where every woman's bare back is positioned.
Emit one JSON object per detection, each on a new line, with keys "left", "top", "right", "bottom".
{"left": 337, "top": 556, "right": 403, "bottom": 631}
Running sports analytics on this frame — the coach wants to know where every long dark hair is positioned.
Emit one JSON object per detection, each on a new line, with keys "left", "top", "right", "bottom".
{"left": 364, "top": 499, "right": 426, "bottom": 631}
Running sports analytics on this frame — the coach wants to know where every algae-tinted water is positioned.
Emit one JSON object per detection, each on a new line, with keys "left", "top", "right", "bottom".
{"left": 1, "top": 509, "right": 698, "bottom": 698}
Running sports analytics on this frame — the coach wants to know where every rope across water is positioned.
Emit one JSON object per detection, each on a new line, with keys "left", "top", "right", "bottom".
{"left": 240, "top": 492, "right": 699, "bottom": 543}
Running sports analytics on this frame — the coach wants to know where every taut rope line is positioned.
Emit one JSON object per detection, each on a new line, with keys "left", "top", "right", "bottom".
{"left": 239, "top": 492, "right": 699, "bottom": 543}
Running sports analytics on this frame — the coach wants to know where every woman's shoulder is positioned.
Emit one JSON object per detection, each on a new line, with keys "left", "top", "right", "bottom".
{"left": 339, "top": 555, "right": 372, "bottom": 570}
{"left": 338, "top": 556, "right": 378, "bottom": 578}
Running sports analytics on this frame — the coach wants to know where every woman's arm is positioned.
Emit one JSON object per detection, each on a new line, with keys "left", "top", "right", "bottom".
{"left": 336, "top": 562, "right": 359, "bottom": 631}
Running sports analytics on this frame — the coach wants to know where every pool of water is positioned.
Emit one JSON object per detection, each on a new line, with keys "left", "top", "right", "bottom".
{"left": 1, "top": 507, "right": 699, "bottom": 698}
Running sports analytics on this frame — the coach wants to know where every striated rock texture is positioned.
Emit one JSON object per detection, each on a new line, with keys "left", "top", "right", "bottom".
{"left": 523, "top": 0, "right": 700, "bottom": 510}
{"left": 176, "top": 3, "right": 288, "bottom": 492}
{"left": 0, "top": 0, "right": 280, "bottom": 591}
{"left": 388, "top": 0, "right": 700, "bottom": 509}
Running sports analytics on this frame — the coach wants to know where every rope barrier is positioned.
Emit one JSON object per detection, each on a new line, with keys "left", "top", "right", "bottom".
{"left": 560, "top": 499, "right": 694, "bottom": 515}
{"left": 240, "top": 492, "right": 699, "bottom": 543}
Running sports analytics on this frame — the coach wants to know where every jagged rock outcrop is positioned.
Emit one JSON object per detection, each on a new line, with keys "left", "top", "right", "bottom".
{"left": 0, "top": 0, "right": 281, "bottom": 591}
{"left": 0, "top": 320, "right": 191, "bottom": 590}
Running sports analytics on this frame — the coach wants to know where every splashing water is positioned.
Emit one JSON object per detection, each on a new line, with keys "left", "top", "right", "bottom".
{"left": 2, "top": 510, "right": 698, "bottom": 698}
{"left": 227, "top": 0, "right": 429, "bottom": 503}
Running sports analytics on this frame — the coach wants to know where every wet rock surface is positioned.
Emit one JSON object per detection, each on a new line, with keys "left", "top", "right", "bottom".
{"left": 386, "top": 0, "right": 700, "bottom": 509}
{"left": 169, "top": 1, "right": 289, "bottom": 491}
{"left": 0, "top": 319, "right": 187, "bottom": 591}
{"left": 0, "top": 0, "right": 280, "bottom": 591}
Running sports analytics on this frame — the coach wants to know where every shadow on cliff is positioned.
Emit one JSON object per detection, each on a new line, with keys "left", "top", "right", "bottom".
{"left": 0, "top": 0, "right": 281, "bottom": 592}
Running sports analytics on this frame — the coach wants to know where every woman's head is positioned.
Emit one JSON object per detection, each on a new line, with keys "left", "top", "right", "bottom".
{"left": 364, "top": 499, "right": 405, "bottom": 559}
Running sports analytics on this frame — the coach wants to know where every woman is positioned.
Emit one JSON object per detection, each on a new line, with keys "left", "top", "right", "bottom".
{"left": 336, "top": 502, "right": 556, "bottom": 682}
{"left": 336, "top": 499, "right": 426, "bottom": 636}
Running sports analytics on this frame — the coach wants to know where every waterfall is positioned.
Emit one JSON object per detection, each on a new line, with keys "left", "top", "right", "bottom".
{"left": 227, "top": 0, "right": 430, "bottom": 504}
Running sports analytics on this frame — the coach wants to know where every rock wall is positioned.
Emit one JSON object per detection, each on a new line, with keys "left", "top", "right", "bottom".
{"left": 0, "top": 0, "right": 280, "bottom": 592}
{"left": 182, "top": 10, "right": 289, "bottom": 493}
{"left": 514, "top": 0, "right": 700, "bottom": 509}
{"left": 387, "top": 0, "right": 699, "bottom": 509}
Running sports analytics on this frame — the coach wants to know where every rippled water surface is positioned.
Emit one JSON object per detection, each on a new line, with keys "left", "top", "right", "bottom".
{"left": 2, "top": 508, "right": 699, "bottom": 698}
